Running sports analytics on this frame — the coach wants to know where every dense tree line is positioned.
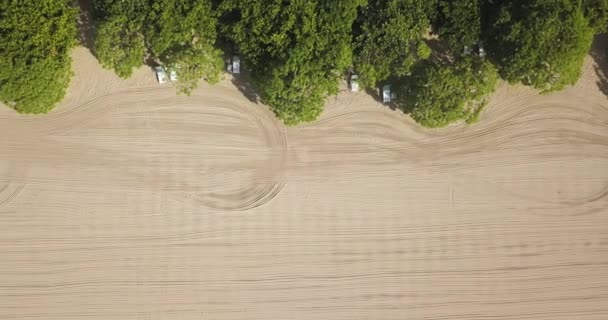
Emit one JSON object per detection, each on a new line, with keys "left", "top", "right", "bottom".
{"left": 0, "top": 0, "right": 606, "bottom": 126}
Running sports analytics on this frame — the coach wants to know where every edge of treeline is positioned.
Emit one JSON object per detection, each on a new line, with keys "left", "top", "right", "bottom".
{"left": 0, "top": 0, "right": 606, "bottom": 128}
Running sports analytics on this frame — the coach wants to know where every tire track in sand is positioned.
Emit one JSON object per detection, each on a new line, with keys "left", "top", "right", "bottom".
{"left": 185, "top": 93, "right": 288, "bottom": 210}
{"left": 0, "top": 86, "right": 288, "bottom": 211}
{"left": 289, "top": 89, "right": 608, "bottom": 213}
{"left": 0, "top": 183, "right": 25, "bottom": 208}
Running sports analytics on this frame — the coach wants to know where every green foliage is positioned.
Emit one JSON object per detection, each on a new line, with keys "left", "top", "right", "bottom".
{"left": 95, "top": 18, "right": 146, "bottom": 78}
{"left": 146, "top": 0, "right": 224, "bottom": 92}
{"left": 486, "top": 0, "right": 594, "bottom": 92}
{"left": 465, "top": 101, "right": 487, "bottom": 124}
{"left": 164, "top": 46, "right": 224, "bottom": 94}
{"left": 93, "top": 0, "right": 223, "bottom": 92}
{"left": 583, "top": 0, "right": 608, "bottom": 32}
{"left": 220, "top": 0, "right": 364, "bottom": 125}
{"left": 0, "top": 0, "right": 77, "bottom": 113}
{"left": 353, "top": 0, "right": 435, "bottom": 88}
{"left": 94, "top": 0, "right": 147, "bottom": 78}
{"left": 399, "top": 58, "right": 498, "bottom": 128}
{"left": 435, "top": 0, "right": 481, "bottom": 52}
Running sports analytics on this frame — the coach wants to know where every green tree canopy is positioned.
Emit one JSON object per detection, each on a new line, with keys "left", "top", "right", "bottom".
{"left": 94, "top": 0, "right": 148, "bottom": 78}
{"left": 485, "top": 0, "right": 594, "bottom": 92}
{"left": 434, "top": 0, "right": 481, "bottom": 53}
{"left": 399, "top": 57, "right": 498, "bottom": 128}
{"left": 220, "top": 0, "right": 365, "bottom": 125}
{"left": 0, "top": 0, "right": 77, "bottom": 113}
{"left": 93, "top": 0, "right": 223, "bottom": 92}
{"left": 353, "top": 0, "right": 434, "bottom": 88}
{"left": 146, "top": 0, "right": 224, "bottom": 92}
{"left": 583, "top": 0, "right": 608, "bottom": 32}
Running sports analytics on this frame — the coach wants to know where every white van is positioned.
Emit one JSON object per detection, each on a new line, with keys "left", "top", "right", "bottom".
{"left": 155, "top": 66, "right": 168, "bottom": 84}
{"left": 382, "top": 84, "right": 392, "bottom": 103}
{"left": 350, "top": 74, "right": 359, "bottom": 92}
{"left": 231, "top": 55, "right": 241, "bottom": 74}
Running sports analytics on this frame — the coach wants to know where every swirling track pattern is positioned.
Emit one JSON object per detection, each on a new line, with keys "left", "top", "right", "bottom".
{"left": 290, "top": 88, "right": 608, "bottom": 214}
{"left": 1, "top": 46, "right": 608, "bottom": 320}
{"left": 0, "top": 86, "right": 287, "bottom": 211}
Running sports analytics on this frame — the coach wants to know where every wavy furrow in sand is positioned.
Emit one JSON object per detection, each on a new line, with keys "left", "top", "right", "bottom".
{"left": 290, "top": 88, "right": 608, "bottom": 214}
{"left": 0, "top": 87, "right": 288, "bottom": 211}
{"left": 0, "top": 183, "right": 25, "bottom": 207}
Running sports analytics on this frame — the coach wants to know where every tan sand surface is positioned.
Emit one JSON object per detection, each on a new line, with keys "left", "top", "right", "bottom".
{"left": 1, "top": 45, "right": 607, "bottom": 320}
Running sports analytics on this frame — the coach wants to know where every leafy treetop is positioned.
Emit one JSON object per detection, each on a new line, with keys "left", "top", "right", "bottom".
{"left": 220, "top": 0, "right": 365, "bottom": 125}
{"left": 434, "top": 0, "right": 482, "bottom": 53}
{"left": 398, "top": 57, "right": 498, "bottom": 128}
{"left": 0, "top": 0, "right": 77, "bottom": 113}
{"left": 93, "top": 0, "right": 223, "bottom": 92}
{"left": 353, "top": 0, "right": 434, "bottom": 89}
{"left": 485, "top": 0, "right": 594, "bottom": 92}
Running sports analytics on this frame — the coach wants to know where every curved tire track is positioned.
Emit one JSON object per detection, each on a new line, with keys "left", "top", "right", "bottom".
{"left": 295, "top": 91, "right": 608, "bottom": 212}
{"left": 4, "top": 86, "right": 289, "bottom": 211}
{"left": 186, "top": 93, "right": 288, "bottom": 211}
{"left": 0, "top": 183, "right": 25, "bottom": 208}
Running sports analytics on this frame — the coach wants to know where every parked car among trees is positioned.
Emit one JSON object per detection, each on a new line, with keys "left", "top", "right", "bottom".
{"left": 350, "top": 74, "right": 360, "bottom": 92}
{"left": 0, "top": 0, "right": 604, "bottom": 128}
{"left": 155, "top": 66, "right": 168, "bottom": 84}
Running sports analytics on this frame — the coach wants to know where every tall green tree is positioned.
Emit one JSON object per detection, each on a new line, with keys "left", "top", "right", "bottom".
{"left": 583, "top": 0, "right": 608, "bottom": 32}
{"left": 93, "top": 0, "right": 223, "bottom": 93}
{"left": 0, "top": 0, "right": 77, "bottom": 113}
{"left": 485, "top": 0, "right": 594, "bottom": 92}
{"left": 146, "top": 0, "right": 224, "bottom": 92}
{"left": 398, "top": 57, "right": 498, "bottom": 128}
{"left": 434, "top": 0, "right": 481, "bottom": 52}
{"left": 353, "top": 0, "right": 434, "bottom": 88}
{"left": 94, "top": 0, "right": 148, "bottom": 78}
{"left": 220, "top": 0, "right": 365, "bottom": 125}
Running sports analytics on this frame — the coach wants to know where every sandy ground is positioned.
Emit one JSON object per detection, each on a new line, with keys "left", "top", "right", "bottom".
{"left": 1, "top": 43, "right": 607, "bottom": 320}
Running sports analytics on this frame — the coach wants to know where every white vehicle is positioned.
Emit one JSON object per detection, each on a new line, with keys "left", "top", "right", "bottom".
{"left": 382, "top": 84, "right": 392, "bottom": 103}
{"left": 226, "top": 57, "right": 232, "bottom": 73}
{"left": 478, "top": 42, "right": 486, "bottom": 58}
{"left": 232, "top": 55, "right": 241, "bottom": 74}
{"left": 169, "top": 69, "right": 178, "bottom": 82}
{"left": 155, "top": 66, "right": 168, "bottom": 84}
{"left": 349, "top": 74, "right": 359, "bottom": 92}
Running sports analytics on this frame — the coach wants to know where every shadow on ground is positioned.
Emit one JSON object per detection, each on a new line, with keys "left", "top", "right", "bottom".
{"left": 590, "top": 34, "right": 608, "bottom": 97}
{"left": 231, "top": 73, "right": 261, "bottom": 104}
{"left": 76, "top": 0, "right": 96, "bottom": 54}
{"left": 364, "top": 86, "right": 400, "bottom": 111}
{"left": 424, "top": 38, "right": 454, "bottom": 65}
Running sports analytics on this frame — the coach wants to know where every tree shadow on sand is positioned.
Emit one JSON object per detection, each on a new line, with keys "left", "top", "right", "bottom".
{"left": 76, "top": 0, "right": 96, "bottom": 54}
{"left": 363, "top": 86, "right": 400, "bottom": 111}
{"left": 590, "top": 34, "right": 608, "bottom": 97}
{"left": 230, "top": 72, "right": 261, "bottom": 104}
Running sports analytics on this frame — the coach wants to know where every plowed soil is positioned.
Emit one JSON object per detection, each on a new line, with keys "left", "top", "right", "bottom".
{"left": 1, "top": 45, "right": 607, "bottom": 320}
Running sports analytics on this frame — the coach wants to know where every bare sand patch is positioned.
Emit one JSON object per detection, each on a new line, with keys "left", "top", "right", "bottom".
{"left": 0, "top": 46, "right": 607, "bottom": 320}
